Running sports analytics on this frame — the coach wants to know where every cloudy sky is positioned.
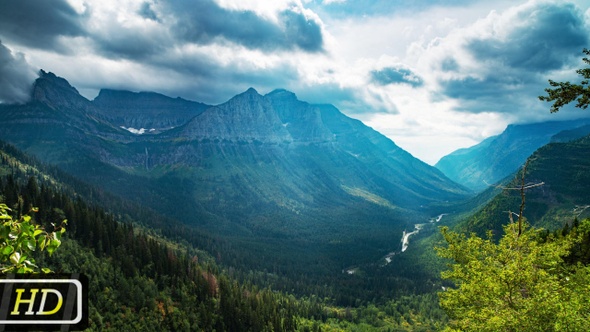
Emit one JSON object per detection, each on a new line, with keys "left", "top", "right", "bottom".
{"left": 1, "top": 0, "right": 589, "bottom": 164}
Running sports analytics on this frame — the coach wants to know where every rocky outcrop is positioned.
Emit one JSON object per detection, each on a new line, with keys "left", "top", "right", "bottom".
{"left": 266, "top": 89, "right": 334, "bottom": 142}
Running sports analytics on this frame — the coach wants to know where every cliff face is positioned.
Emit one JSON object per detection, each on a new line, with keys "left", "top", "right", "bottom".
{"left": 92, "top": 89, "right": 209, "bottom": 130}
{"left": 267, "top": 89, "right": 334, "bottom": 142}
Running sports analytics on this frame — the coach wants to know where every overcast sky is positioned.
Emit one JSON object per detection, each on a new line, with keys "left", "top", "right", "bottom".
{"left": 1, "top": 0, "right": 589, "bottom": 164}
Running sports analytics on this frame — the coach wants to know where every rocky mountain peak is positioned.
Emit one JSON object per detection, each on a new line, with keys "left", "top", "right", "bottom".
{"left": 244, "top": 87, "right": 258, "bottom": 94}
{"left": 178, "top": 87, "right": 292, "bottom": 143}
{"left": 266, "top": 89, "right": 297, "bottom": 101}
{"left": 31, "top": 70, "right": 93, "bottom": 113}
{"left": 37, "top": 70, "right": 80, "bottom": 95}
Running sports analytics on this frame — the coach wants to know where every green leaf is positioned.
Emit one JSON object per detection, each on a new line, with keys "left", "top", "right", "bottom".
{"left": 39, "top": 238, "right": 47, "bottom": 251}
{"left": 23, "top": 260, "right": 37, "bottom": 268}
{"left": 25, "top": 240, "right": 35, "bottom": 252}
{"left": 2, "top": 245, "right": 13, "bottom": 256}
{"left": 46, "top": 239, "right": 60, "bottom": 256}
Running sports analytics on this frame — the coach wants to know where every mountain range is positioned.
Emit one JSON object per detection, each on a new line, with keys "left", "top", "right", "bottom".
{"left": 0, "top": 70, "right": 469, "bottom": 277}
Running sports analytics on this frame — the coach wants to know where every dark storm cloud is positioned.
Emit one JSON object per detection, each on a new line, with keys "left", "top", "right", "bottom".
{"left": 466, "top": 2, "right": 588, "bottom": 73}
{"left": 166, "top": 1, "right": 324, "bottom": 52}
{"left": 140, "top": 50, "right": 301, "bottom": 105}
{"left": 279, "top": 9, "right": 324, "bottom": 52}
{"left": 0, "top": 0, "right": 85, "bottom": 51}
{"left": 439, "top": 2, "right": 590, "bottom": 113}
{"left": 441, "top": 74, "right": 534, "bottom": 114}
{"left": 93, "top": 29, "right": 167, "bottom": 60}
{"left": 371, "top": 67, "right": 423, "bottom": 87}
{"left": 0, "top": 41, "right": 37, "bottom": 104}
{"left": 92, "top": 0, "right": 325, "bottom": 65}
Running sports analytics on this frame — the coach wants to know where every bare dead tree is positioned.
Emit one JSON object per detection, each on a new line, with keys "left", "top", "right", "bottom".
{"left": 502, "top": 158, "right": 544, "bottom": 237}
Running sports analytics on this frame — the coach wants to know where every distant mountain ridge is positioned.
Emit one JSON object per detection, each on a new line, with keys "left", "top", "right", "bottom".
{"left": 93, "top": 89, "right": 210, "bottom": 131}
{"left": 435, "top": 120, "right": 590, "bottom": 192}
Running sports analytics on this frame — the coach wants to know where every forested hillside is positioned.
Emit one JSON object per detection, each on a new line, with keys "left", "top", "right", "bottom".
{"left": 460, "top": 134, "right": 590, "bottom": 238}
{"left": 0, "top": 141, "right": 449, "bottom": 331}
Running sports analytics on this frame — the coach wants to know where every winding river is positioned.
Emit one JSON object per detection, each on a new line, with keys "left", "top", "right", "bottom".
{"left": 401, "top": 214, "right": 447, "bottom": 252}
{"left": 346, "top": 213, "right": 449, "bottom": 273}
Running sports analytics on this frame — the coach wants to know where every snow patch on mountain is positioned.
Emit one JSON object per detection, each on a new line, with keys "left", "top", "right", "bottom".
{"left": 120, "top": 126, "right": 155, "bottom": 135}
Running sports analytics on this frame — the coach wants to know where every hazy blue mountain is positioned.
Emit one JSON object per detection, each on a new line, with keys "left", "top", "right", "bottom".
{"left": 435, "top": 120, "right": 590, "bottom": 192}
{"left": 550, "top": 124, "right": 590, "bottom": 143}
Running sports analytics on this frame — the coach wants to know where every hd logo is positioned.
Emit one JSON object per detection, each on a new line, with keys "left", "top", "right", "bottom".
{"left": 0, "top": 274, "right": 88, "bottom": 330}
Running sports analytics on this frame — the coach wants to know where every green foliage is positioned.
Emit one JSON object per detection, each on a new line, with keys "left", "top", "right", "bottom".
{"left": 539, "top": 48, "right": 590, "bottom": 113}
{"left": 437, "top": 220, "right": 590, "bottom": 331}
{"left": 0, "top": 203, "right": 65, "bottom": 273}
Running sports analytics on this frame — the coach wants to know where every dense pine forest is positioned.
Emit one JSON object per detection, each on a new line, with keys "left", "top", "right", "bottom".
{"left": 0, "top": 141, "right": 449, "bottom": 330}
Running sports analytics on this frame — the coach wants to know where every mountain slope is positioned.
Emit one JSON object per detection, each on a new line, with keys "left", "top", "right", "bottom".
{"left": 0, "top": 71, "right": 470, "bottom": 281}
{"left": 461, "top": 134, "right": 590, "bottom": 237}
{"left": 435, "top": 120, "right": 590, "bottom": 192}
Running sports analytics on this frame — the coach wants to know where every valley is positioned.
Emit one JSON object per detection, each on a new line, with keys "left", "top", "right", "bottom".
{"left": 0, "top": 71, "right": 471, "bottom": 305}
{"left": 0, "top": 70, "right": 589, "bottom": 330}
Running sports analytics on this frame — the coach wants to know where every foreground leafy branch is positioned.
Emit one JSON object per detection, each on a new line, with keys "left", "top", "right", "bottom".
{"left": 0, "top": 203, "right": 66, "bottom": 273}
{"left": 437, "top": 220, "right": 590, "bottom": 331}
{"left": 539, "top": 48, "right": 590, "bottom": 113}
